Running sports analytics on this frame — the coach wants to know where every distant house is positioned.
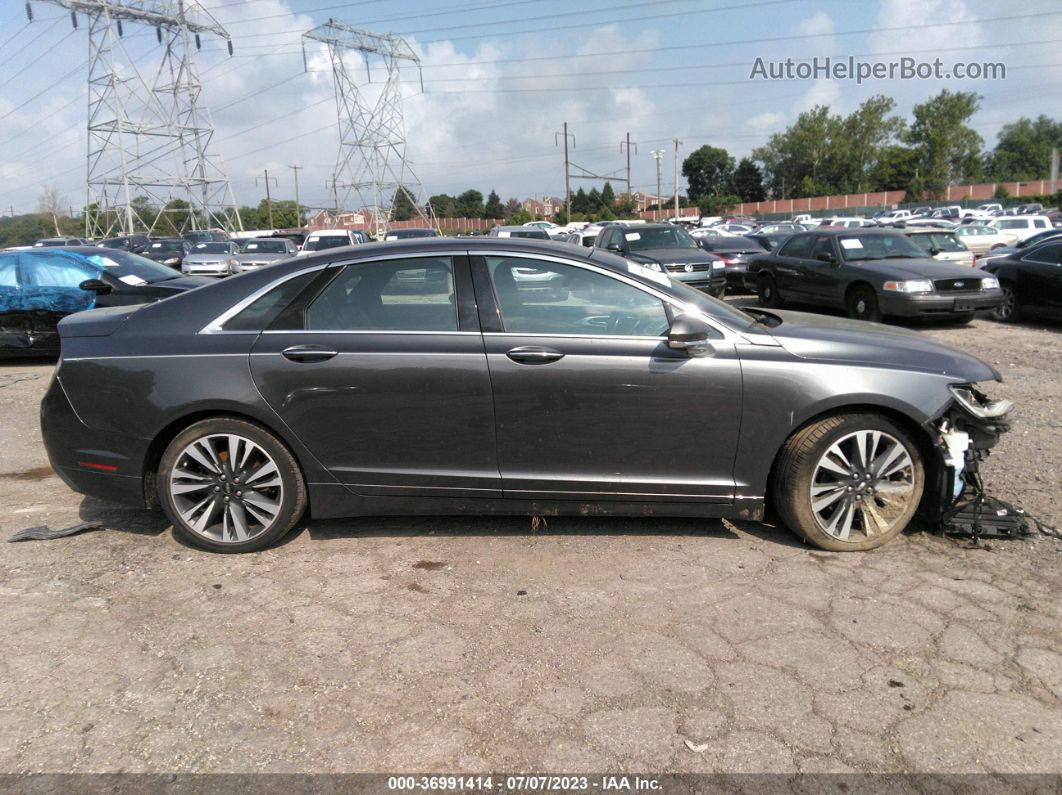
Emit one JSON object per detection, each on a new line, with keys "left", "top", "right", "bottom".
{"left": 523, "top": 196, "right": 560, "bottom": 219}
{"left": 306, "top": 209, "right": 365, "bottom": 230}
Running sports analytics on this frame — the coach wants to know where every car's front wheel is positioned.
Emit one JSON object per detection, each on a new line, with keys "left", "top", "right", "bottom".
{"left": 772, "top": 414, "right": 925, "bottom": 551}
{"left": 158, "top": 418, "right": 307, "bottom": 553}
{"left": 846, "top": 285, "right": 882, "bottom": 322}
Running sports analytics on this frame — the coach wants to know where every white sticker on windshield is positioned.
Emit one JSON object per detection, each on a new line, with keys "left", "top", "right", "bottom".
{"left": 624, "top": 232, "right": 641, "bottom": 241}
{"left": 118, "top": 274, "right": 146, "bottom": 286}
{"left": 246, "top": 243, "right": 258, "bottom": 249}
{"left": 86, "top": 255, "right": 118, "bottom": 268}
{"left": 384, "top": 235, "right": 398, "bottom": 241}
{"left": 497, "top": 231, "right": 511, "bottom": 238}
{"left": 627, "top": 261, "right": 671, "bottom": 287}
{"left": 840, "top": 238, "right": 863, "bottom": 249}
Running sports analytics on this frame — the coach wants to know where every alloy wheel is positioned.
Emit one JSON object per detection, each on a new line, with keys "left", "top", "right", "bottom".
{"left": 995, "top": 286, "right": 1015, "bottom": 321}
{"left": 808, "top": 430, "right": 915, "bottom": 542}
{"left": 168, "top": 433, "right": 284, "bottom": 544}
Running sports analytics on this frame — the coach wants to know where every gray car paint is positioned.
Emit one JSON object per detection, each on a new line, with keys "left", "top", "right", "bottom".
{"left": 41, "top": 237, "right": 1002, "bottom": 525}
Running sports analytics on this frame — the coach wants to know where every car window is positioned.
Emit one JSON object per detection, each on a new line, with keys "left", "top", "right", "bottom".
{"left": 778, "top": 235, "right": 813, "bottom": 258}
{"left": 223, "top": 271, "right": 321, "bottom": 331}
{"left": 82, "top": 250, "right": 181, "bottom": 284}
{"left": 838, "top": 234, "right": 926, "bottom": 262}
{"left": 193, "top": 242, "right": 234, "bottom": 254}
{"left": 303, "top": 235, "right": 352, "bottom": 252}
{"left": 1033, "top": 219, "right": 1048, "bottom": 228}
{"left": 305, "top": 257, "right": 457, "bottom": 332}
{"left": 811, "top": 236, "right": 834, "bottom": 259}
{"left": 486, "top": 256, "right": 669, "bottom": 337}
{"left": 22, "top": 252, "right": 99, "bottom": 287}
{"left": 241, "top": 239, "right": 289, "bottom": 254}
{"left": 624, "top": 227, "right": 698, "bottom": 251}
{"left": 1021, "top": 244, "right": 1062, "bottom": 265}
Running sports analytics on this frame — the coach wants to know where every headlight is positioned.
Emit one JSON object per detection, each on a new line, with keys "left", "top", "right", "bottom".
{"left": 948, "top": 384, "right": 1012, "bottom": 419}
{"left": 711, "top": 261, "right": 724, "bottom": 268}
{"left": 163, "top": 257, "right": 180, "bottom": 265}
{"left": 980, "top": 276, "right": 999, "bottom": 290}
{"left": 227, "top": 258, "right": 239, "bottom": 266}
{"left": 883, "top": 279, "right": 933, "bottom": 293}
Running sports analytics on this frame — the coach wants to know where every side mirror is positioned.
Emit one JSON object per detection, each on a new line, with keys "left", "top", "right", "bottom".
{"left": 606, "top": 241, "right": 624, "bottom": 253}
{"left": 928, "top": 247, "right": 941, "bottom": 256}
{"left": 79, "top": 278, "right": 112, "bottom": 295}
{"left": 667, "top": 313, "right": 715, "bottom": 357}
{"left": 816, "top": 251, "right": 836, "bottom": 264}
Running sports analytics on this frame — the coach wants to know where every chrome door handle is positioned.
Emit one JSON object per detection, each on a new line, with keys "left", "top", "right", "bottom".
{"left": 281, "top": 345, "right": 338, "bottom": 363}
{"left": 506, "top": 346, "right": 565, "bottom": 364}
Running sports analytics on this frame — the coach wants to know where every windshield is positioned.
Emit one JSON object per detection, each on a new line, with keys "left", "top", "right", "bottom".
{"left": 838, "top": 234, "right": 927, "bottom": 261}
{"left": 666, "top": 278, "right": 761, "bottom": 330}
{"left": 303, "top": 235, "right": 351, "bottom": 251}
{"left": 626, "top": 227, "right": 698, "bottom": 251}
{"left": 192, "top": 242, "right": 233, "bottom": 254}
{"left": 240, "top": 239, "right": 289, "bottom": 254}
{"left": 149, "top": 241, "right": 184, "bottom": 253}
{"left": 910, "top": 232, "right": 965, "bottom": 253}
{"left": 79, "top": 250, "right": 180, "bottom": 283}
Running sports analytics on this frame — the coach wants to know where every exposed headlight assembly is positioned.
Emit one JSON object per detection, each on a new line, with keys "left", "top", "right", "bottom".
{"left": 883, "top": 279, "right": 933, "bottom": 293}
{"left": 948, "top": 383, "right": 1012, "bottom": 419}
{"left": 980, "top": 276, "right": 1000, "bottom": 290}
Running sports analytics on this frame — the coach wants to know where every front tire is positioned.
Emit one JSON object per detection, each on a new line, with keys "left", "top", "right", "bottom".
{"left": 158, "top": 418, "right": 307, "bottom": 553}
{"left": 846, "top": 285, "right": 882, "bottom": 322}
{"left": 772, "top": 414, "right": 925, "bottom": 551}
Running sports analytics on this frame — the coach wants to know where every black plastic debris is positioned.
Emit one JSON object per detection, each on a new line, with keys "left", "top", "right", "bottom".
{"left": 8, "top": 522, "right": 103, "bottom": 543}
{"left": 939, "top": 458, "right": 1058, "bottom": 541}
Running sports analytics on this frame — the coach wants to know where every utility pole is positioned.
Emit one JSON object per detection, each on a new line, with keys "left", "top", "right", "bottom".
{"left": 620, "top": 133, "right": 637, "bottom": 199}
{"left": 673, "top": 137, "right": 682, "bottom": 221}
{"left": 555, "top": 123, "right": 575, "bottom": 219}
{"left": 651, "top": 149, "right": 664, "bottom": 221}
{"left": 289, "top": 164, "right": 303, "bottom": 227}
{"left": 1051, "top": 147, "right": 1059, "bottom": 194}
{"left": 257, "top": 169, "right": 278, "bottom": 229}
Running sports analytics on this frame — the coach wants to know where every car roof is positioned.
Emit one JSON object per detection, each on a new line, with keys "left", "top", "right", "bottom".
{"left": 797, "top": 227, "right": 901, "bottom": 236}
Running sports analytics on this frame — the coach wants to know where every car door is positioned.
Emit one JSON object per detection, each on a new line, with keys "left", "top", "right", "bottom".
{"left": 771, "top": 234, "right": 813, "bottom": 296}
{"left": 248, "top": 254, "right": 501, "bottom": 498}
{"left": 471, "top": 251, "right": 743, "bottom": 502}
{"left": 1017, "top": 244, "right": 1062, "bottom": 308}
{"left": 791, "top": 235, "right": 845, "bottom": 305}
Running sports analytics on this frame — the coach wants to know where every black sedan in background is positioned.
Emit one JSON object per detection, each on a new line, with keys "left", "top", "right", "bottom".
{"left": 142, "top": 238, "right": 189, "bottom": 269}
{"left": 746, "top": 229, "right": 1003, "bottom": 323}
{"left": 596, "top": 223, "right": 726, "bottom": 296}
{"left": 694, "top": 235, "right": 768, "bottom": 292}
{"left": 43, "top": 237, "right": 1011, "bottom": 555}
{"left": 0, "top": 247, "right": 208, "bottom": 356}
{"left": 980, "top": 239, "right": 1062, "bottom": 322}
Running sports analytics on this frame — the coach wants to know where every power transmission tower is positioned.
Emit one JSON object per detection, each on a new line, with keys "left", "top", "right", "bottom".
{"left": 28, "top": 0, "right": 242, "bottom": 238}
{"left": 555, "top": 122, "right": 574, "bottom": 217}
{"left": 620, "top": 133, "right": 637, "bottom": 201}
{"left": 302, "top": 19, "right": 436, "bottom": 239}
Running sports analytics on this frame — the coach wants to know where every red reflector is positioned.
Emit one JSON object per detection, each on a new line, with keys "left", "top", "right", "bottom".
{"left": 77, "top": 461, "right": 119, "bottom": 473}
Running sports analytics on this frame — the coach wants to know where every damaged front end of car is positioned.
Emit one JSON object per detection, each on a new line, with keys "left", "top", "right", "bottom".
{"left": 931, "top": 382, "right": 1028, "bottom": 539}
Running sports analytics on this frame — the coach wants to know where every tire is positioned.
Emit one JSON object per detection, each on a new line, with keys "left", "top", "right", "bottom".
{"left": 158, "top": 418, "right": 307, "bottom": 553}
{"left": 846, "top": 285, "right": 882, "bottom": 322}
{"left": 992, "top": 282, "right": 1022, "bottom": 323}
{"left": 772, "top": 413, "right": 925, "bottom": 552}
{"left": 757, "top": 274, "right": 783, "bottom": 308}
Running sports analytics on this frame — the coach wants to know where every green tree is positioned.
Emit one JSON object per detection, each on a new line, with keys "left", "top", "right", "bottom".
{"left": 870, "top": 145, "right": 919, "bottom": 191}
{"left": 836, "top": 95, "right": 905, "bottom": 193}
{"left": 571, "top": 187, "right": 590, "bottom": 214}
{"left": 484, "top": 190, "right": 505, "bottom": 219}
{"left": 507, "top": 209, "right": 532, "bottom": 224}
{"left": 392, "top": 187, "right": 417, "bottom": 221}
{"left": 503, "top": 197, "right": 522, "bottom": 218}
{"left": 730, "top": 158, "right": 765, "bottom": 202}
{"left": 682, "top": 145, "right": 735, "bottom": 201}
{"left": 454, "top": 189, "right": 484, "bottom": 218}
{"left": 697, "top": 194, "right": 740, "bottom": 217}
{"left": 600, "top": 181, "right": 616, "bottom": 207}
{"left": 993, "top": 184, "right": 1010, "bottom": 200}
{"left": 986, "top": 115, "right": 1062, "bottom": 181}
{"left": 587, "top": 187, "right": 602, "bottom": 209}
{"left": 428, "top": 194, "right": 456, "bottom": 217}
{"left": 905, "top": 90, "right": 983, "bottom": 198}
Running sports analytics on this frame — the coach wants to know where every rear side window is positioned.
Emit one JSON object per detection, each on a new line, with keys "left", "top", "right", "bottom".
{"left": 304, "top": 257, "right": 457, "bottom": 332}
{"left": 223, "top": 271, "right": 320, "bottom": 331}
{"left": 1022, "top": 244, "right": 1062, "bottom": 265}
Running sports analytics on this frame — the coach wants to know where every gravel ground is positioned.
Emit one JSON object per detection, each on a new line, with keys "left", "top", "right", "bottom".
{"left": 0, "top": 309, "right": 1060, "bottom": 776}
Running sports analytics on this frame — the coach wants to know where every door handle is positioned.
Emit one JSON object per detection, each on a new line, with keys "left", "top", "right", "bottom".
{"left": 281, "top": 344, "right": 338, "bottom": 363}
{"left": 506, "top": 346, "right": 565, "bottom": 364}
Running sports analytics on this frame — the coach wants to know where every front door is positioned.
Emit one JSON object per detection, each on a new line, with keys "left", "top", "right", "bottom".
{"left": 472, "top": 253, "right": 743, "bottom": 502}
{"left": 249, "top": 254, "right": 501, "bottom": 498}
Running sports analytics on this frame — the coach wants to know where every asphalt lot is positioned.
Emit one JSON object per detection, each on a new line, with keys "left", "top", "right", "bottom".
{"left": 0, "top": 308, "right": 1060, "bottom": 775}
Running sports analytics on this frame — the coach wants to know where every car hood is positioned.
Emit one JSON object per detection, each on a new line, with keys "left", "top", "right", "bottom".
{"left": 843, "top": 257, "right": 987, "bottom": 280}
{"left": 628, "top": 248, "right": 715, "bottom": 265}
{"left": 761, "top": 308, "right": 1001, "bottom": 382}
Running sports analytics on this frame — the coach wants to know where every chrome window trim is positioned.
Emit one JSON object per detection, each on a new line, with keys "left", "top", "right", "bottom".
{"left": 259, "top": 330, "right": 479, "bottom": 336}
{"left": 469, "top": 249, "right": 748, "bottom": 343}
{"left": 199, "top": 251, "right": 459, "bottom": 335}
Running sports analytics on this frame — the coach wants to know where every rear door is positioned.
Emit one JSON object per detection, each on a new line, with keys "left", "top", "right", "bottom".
{"left": 248, "top": 253, "right": 501, "bottom": 498}
{"left": 771, "top": 234, "right": 813, "bottom": 296}
{"left": 1017, "top": 244, "right": 1062, "bottom": 307}
{"left": 471, "top": 251, "right": 743, "bottom": 502}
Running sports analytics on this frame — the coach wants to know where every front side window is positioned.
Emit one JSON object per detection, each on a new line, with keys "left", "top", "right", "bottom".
{"left": 779, "top": 235, "right": 813, "bottom": 258}
{"left": 305, "top": 257, "right": 457, "bottom": 331}
{"left": 486, "top": 256, "right": 669, "bottom": 337}
{"left": 1021, "top": 244, "right": 1062, "bottom": 265}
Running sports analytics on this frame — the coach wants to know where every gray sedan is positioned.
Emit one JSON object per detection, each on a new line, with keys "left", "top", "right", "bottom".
{"left": 231, "top": 237, "right": 299, "bottom": 273}
{"left": 42, "top": 237, "right": 1011, "bottom": 554}
{"left": 182, "top": 241, "right": 239, "bottom": 277}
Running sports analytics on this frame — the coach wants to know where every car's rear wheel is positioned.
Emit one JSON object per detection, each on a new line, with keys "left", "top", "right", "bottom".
{"left": 158, "top": 418, "right": 307, "bottom": 553}
{"left": 992, "top": 282, "right": 1021, "bottom": 323}
{"left": 846, "top": 285, "right": 882, "bottom": 322}
{"left": 772, "top": 414, "right": 925, "bottom": 551}
{"left": 757, "top": 274, "right": 783, "bottom": 307}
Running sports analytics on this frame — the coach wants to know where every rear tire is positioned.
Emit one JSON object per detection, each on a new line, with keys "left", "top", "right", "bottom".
{"left": 158, "top": 418, "right": 307, "bottom": 553}
{"left": 772, "top": 414, "right": 925, "bottom": 552}
{"left": 846, "top": 285, "right": 882, "bottom": 322}
{"left": 757, "top": 274, "right": 783, "bottom": 308}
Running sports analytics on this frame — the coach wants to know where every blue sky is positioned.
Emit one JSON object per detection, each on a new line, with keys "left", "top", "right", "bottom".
{"left": 0, "top": 0, "right": 1060, "bottom": 215}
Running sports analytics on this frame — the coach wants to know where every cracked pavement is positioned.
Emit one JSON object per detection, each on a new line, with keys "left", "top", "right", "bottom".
{"left": 0, "top": 312, "right": 1060, "bottom": 774}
